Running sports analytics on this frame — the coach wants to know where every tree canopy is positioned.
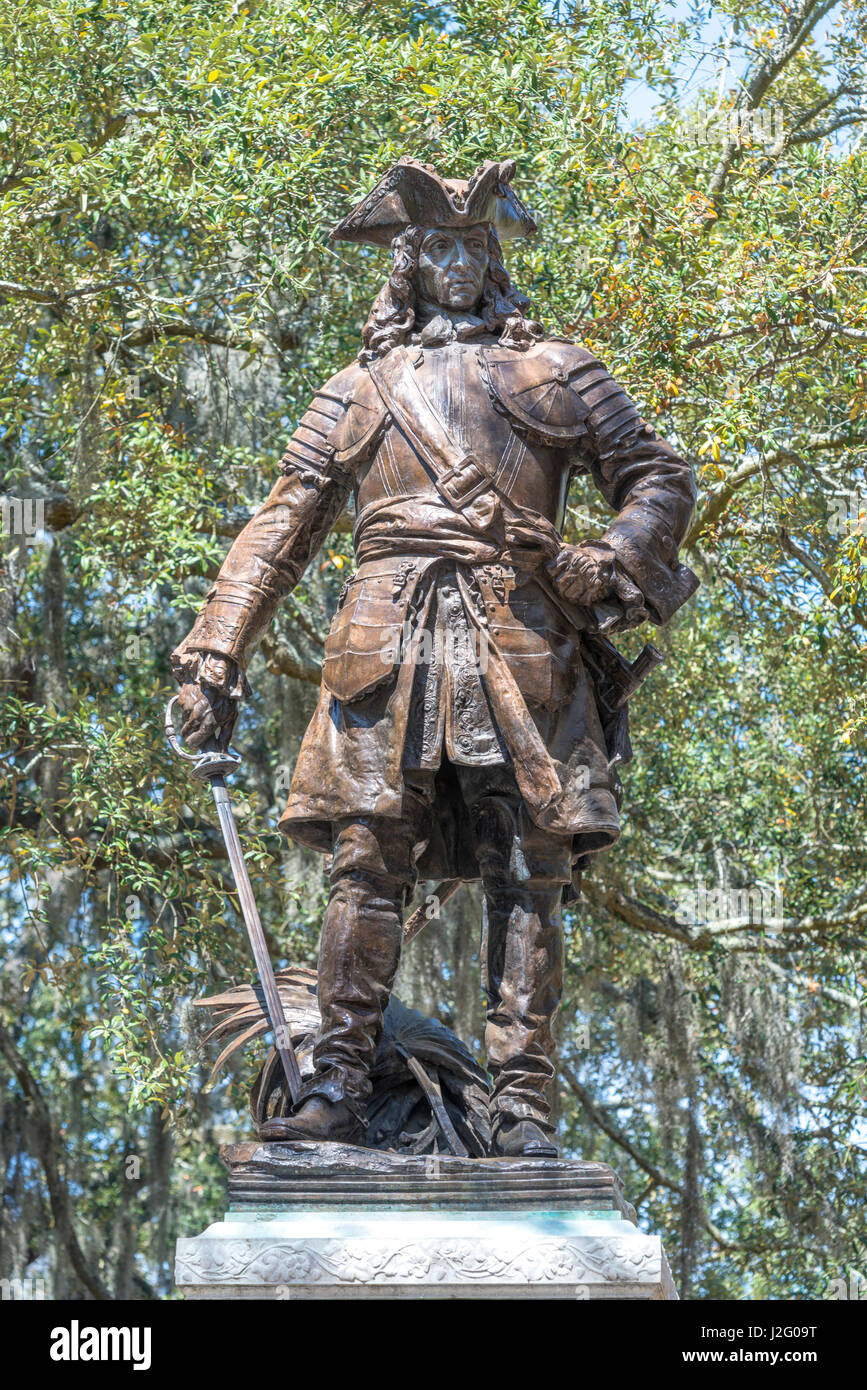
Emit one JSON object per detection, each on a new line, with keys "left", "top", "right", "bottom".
{"left": 1, "top": 0, "right": 865, "bottom": 1300}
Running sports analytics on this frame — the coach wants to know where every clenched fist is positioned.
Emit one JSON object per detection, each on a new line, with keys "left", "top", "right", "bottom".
{"left": 546, "top": 541, "right": 616, "bottom": 606}
{"left": 171, "top": 649, "right": 246, "bottom": 751}
{"left": 546, "top": 541, "right": 648, "bottom": 629}
{"left": 175, "top": 681, "right": 239, "bottom": 751}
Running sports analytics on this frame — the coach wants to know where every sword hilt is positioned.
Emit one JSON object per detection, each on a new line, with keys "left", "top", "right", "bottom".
{"left": 164, "top": 695, "right": 242, "bottom": 782}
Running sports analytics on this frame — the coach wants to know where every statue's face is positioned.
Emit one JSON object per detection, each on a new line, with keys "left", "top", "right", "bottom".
{"left": 416, "top": 225, "right": 490, "bottom": 311}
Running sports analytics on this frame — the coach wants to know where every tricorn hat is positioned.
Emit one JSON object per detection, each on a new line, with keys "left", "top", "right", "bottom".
{"left": 330, "top": 156, "right": 537, "bottom": 247}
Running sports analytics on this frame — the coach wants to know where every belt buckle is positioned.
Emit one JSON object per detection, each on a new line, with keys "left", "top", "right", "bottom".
{"left": 438, "top": 454, "right": 490, "bottom": 507}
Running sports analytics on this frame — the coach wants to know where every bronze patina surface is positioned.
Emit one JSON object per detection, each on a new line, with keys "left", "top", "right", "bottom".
{"left": 220, "top": 1141, "right": 636, "bottom": 1217}
{"left": 172, "top": 156, "right": 698, "bottom": 1157}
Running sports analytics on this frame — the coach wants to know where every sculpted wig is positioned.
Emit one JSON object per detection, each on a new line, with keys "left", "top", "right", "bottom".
{"left": 359, "top": 225, "right": 543, "bottom": 364}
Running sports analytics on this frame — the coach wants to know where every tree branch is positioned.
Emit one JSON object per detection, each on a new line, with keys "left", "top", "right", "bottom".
{"left": 811, "top": 313, "right": 867, "bottom": 342}
{"left": 92, "top": 319, "right": 268, "bottom": 355}
{"left": 706, "top": 0, "right": 840, "bottom": 210}
{"left": 561, "top": 1063, "right": 739, "bottom": 1250}
{"left": 686, "top": 430, "right": 860, "bottom": 546}
{"left": 260, "top": 637, "right": 322, "bottom": 685}
{"left": 0, "top": 1022, "right": 111, "bottom": 1300}
{"left": 581, "top": 877, "right": 710, "bottom": 949}
{"left": 14, "top": 494, "right": 353, "bottom": 540}
{"left": 582, "top": 873, "right": 867, "bottom": 952}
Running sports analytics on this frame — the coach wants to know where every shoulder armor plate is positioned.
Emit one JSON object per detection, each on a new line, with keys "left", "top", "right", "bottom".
{"left": 480, "top": 339, "right": 607, "bottom": 443}
{"left": 327, "top": 364, "right": 389, "bottom": 466}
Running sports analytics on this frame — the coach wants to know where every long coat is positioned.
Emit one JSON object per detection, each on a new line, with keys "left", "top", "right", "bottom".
{"left": 173, "top": 331, "right": 698, "bottom": 883}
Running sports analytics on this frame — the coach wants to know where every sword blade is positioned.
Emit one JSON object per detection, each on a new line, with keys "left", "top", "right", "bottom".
{"left": 210, "top": 777, "right": 303, "bottom": 1105}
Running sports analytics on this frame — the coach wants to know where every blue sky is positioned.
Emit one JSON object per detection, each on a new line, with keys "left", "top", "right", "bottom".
{"left": 623, "top": 0, "right": 846, "bottom": 129}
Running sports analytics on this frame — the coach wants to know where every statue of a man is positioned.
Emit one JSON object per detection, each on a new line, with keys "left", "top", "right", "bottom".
{"left": 172, "top": 158, "right": 698, "bottom": 1157}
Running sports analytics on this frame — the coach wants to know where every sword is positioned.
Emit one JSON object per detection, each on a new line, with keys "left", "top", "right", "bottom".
{"left": 164, "top": 695, "right": 302, "bottom": 1106}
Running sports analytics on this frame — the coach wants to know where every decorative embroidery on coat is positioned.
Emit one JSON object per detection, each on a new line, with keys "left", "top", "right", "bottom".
{"left": 391, "top": 559, "right": 417, "bottom": 601}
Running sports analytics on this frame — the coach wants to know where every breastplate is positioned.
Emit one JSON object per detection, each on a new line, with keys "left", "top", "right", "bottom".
{"left": 355, "top": 340, "right": 572, "bottom": 525}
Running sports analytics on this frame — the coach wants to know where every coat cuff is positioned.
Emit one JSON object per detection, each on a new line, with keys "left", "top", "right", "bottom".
{"left": 601, "top": 518, "right": 699, "bottom": 626}
{"left": 170, "top": 640, "right": 250, "bottom": 698}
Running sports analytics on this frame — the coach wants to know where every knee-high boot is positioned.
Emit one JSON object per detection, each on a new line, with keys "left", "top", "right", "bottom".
{"left": 296, "top": 813, "right": 421, "bottom": 1122}
{"left": 481, "top": 882, "right": 565, "bottom": 1142}
{"left": 304, "top": 871, "right": 405, "bottom": 1117}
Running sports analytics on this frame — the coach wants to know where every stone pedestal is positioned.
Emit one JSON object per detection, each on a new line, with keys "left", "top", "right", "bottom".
{"left": 175, "top": 1142, "right": 677, "bottom": 1300}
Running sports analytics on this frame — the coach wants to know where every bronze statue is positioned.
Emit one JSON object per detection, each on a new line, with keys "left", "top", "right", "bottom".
{"left": 171, "top": 157, "right": 698, "bottom": 1158}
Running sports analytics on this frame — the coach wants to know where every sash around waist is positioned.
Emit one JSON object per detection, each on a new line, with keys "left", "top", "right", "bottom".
{"left": 353, "top": 495, "right": 563, "bottom": 572}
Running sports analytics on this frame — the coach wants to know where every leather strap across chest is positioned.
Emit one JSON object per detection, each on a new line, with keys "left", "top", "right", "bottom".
{"left": 367, "top": 345, "right": 501, "bottom": 516}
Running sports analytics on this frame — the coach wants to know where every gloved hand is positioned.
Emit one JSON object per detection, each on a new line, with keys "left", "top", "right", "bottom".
{"left": 175, "top": 681, "right": 239, "bottom": 751}
{"left": 546, "top": 541, "right": 649, "bottom": 628}
{"left": 546, "top": 541, "right": 617, "bottom": 606}
{"left": 170, "top": 649, "right": 247, "bottom": 750}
